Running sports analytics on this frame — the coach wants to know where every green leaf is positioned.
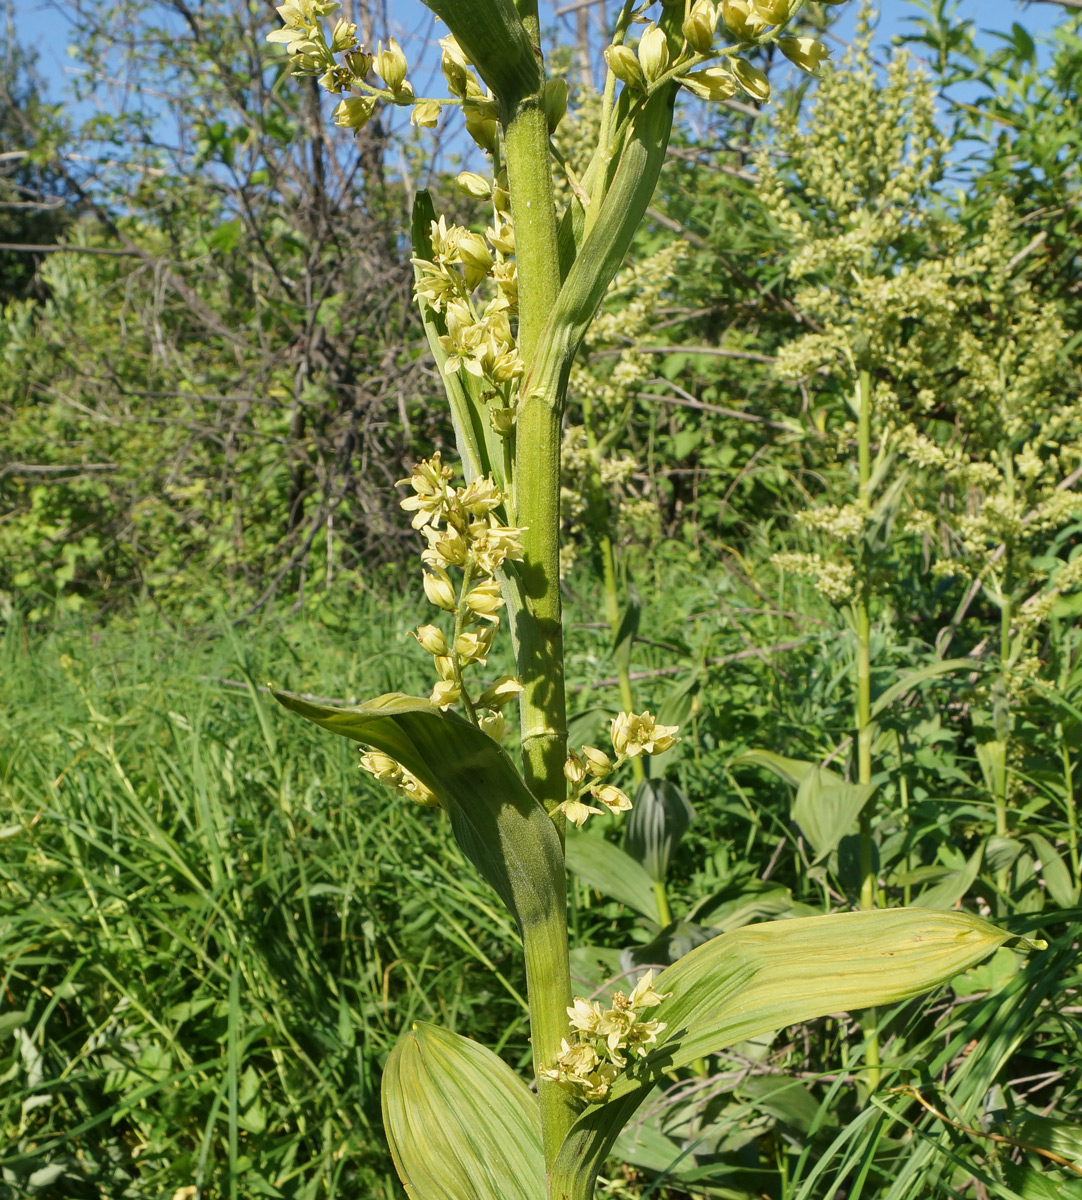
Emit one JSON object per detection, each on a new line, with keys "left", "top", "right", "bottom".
{"left": 566, "top": 828, "right": 660, "bottom": 922}
{"left": 419, "top": 0, "right": 540, "bottom": 108}
{"left": 911, "top": 842, "right": 983, "bottom": 909}
{"left": 732, "top": 749, "right": 819, "bottom": 789}
{"left": 870, "top": 658, "right": 973, "bottom": 719}
{"left": 1025, "top": 833, "right": 1080, "bottom": 908}
{"left": 270, "top": 689, "right": 568, "bottom": 1004}
{"left": 792, "top": 769, "right": 876, "bottom": 862}
{"left": 737, "top": 749, "right": 876, "bottom": 861}
{"left": 550, "top": 909, "right": 1021, "bottom": 1200}
{"left": 1011, "top": 1117, "right": 1082, "bottom": 1170}
{"left": 383, "top": 1022, "right": 545, "bottom": 1200}
{"left": 528, "top": 85, "right": 677, "bottom": 408}
{"left": 624, "top": 778, "right": 694, "bottom": 883}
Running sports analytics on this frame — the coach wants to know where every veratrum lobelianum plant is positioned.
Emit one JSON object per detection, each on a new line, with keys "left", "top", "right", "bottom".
{"left": 265, "top": 3, "right": 1043, "bottom": 1197}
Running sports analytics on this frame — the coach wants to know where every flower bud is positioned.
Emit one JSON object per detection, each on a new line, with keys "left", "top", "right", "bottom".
{"left": 593, "top": 784, "right": 632, "bottom": 814}
{"left": 720, "top": 0, "right": 766, "bottom": 39}
{"left": 454, "top": 627, "right": 494, "bottom": 664}
{"left": 581, "top": 745, "right": 613, "bottom": 777}
{"left": 330, "top": 17, "right": 357, "bottom": 52}
{"left": 564, "top": 750, "right": 587, "bottom": 785}
{"left": 332, "top": 96, "right": 376, "bottom": 129}
{"left": 604, "top": 43, "right": 646, "bottom": 91}
{"left": 430, "top": 679, "right": 461, "bottom": 710}
{"left": 422, "top": 568, "right": 457, "bottom": 611}
{"left": 732, "top": 57, "right": 770, "bottom": 100}
{"left": 680, "top": 66, "right": 736, "bottom": 100}
{"left": 455, "top": 171, "right": 491, "bottom": 199}
{"left": 464, "top": 578, "right": 504, "bottom": 618}
{"left": 456, "top": 231, "right": 494, "bottom": 287}
{"left": 490, "top": 406, "right": 515, "bottom": 436}
{"left": 413, "top": 624, "right": 449, "bottom": 656}
{"left": 344, "top": 49, "right": 372, "bottom": 78}
{"left": 777, "top": 35, "right": 831, "bottom": 72}
{"left": 682, "top": 0, "right": 718, "bottom": 54}
{"left": 439, "top": 34, "right": 471, "bottom": 96}
{"left": 433, "top": 654, "right": 456, "bottom": 681}
{"left": 375, "top": 37, "right": 407, "bottom": 92}
{"left": 478, "top": 709, "right": 505, "bottom": 740}
{"left": 750, "top": 0, "right": 797, "bottom": 23}
{"left": 464, "top": 101, "right": 499, "bottom": 154}
{"left": 544, "top": 77, "right": 568, "bottom": 133}
{"left": 360, "top": 750, "right": 400, "bottom": 780}
{"left": 411, "top": 100, "right": 441, "bottom": 128}
{"left": 637, "top": 24, "right": 669, "bottom": 84}
{"left": 477, "top": 676, "right": 524, "bottom": 708}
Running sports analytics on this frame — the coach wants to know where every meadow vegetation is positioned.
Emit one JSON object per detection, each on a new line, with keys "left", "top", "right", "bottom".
{"left": 1, "top": 1, "right": 1081, "bottom": 1197}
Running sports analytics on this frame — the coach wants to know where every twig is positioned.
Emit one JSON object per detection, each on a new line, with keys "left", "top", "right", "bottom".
{"left": 893, "top": 1086, "right": 1082, "bottom": 1177}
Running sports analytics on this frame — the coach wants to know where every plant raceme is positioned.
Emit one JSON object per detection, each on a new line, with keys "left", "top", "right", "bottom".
{"left": 266, "top": 3, "right": 1045, "bottom": 1198}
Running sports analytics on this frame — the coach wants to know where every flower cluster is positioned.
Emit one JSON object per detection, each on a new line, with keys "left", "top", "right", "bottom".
{"left": 399, "top": 453, "right": 525, "bottom": 729}
{"left": 598, "top": 0, "right": 829, "bottom": 113}
{"left": 411, "top": 206, "right": 521, "bottom": 432}
{"left": 541, "top": 971, "right": 671, "bottom": 1102}
{"left": 266, "top": 1, "right": 452, "bottom": 131}
{"left": 560, "top": 711, "right": 679, "bottom": 827}
{"left": 359, "top": 751, "right": 439, "bottom": 808}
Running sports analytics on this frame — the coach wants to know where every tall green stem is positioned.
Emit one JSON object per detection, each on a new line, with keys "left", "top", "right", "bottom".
{"left": 855, "top": 367, "right": 880, "bottom": 1091}
{"left": 501, "top": 8, "right": 577, "bottom": 1169}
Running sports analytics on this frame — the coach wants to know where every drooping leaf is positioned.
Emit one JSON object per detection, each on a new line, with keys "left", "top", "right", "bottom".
{"left": 383, "top": 1022, "right": 544, "bottom": 1200}
{"left": 732, "top": 749, "right": 819, "bottom": 789}
{"left": 870, "top": 658, "right": 973, "bottom": 719}
{"left": 624, "top": 779, "right": 694, "bottom": 884}
{"left": 550, "top": 909, "right": 1029, "bottom": 1200}
{"left": 270, "top": 690, "right": 568, "bottom": 1005}
{"left": 737, "top": 748, "right": 876, "bottom": 861}
{"left": 566, "top": 828, "right": 659, "bottom": 922}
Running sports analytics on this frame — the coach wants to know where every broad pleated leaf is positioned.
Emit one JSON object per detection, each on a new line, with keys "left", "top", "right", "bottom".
{"left": 383, "top": 1022, "right": 544, "bottom": 1200}
{"left": 270, "top": 690, "right": 567, "bottom": 1000}
{"left": 624, "top": 779, "right": 694, "bottom": 884}
{"left": 550, "top": 908, "right": 1027, "bottom": 1200}
{"left": 737, "top": 749, "right": 875, "bottom": 861}
{"left": 565, "top": 829, "right": 659, "bottom": 922}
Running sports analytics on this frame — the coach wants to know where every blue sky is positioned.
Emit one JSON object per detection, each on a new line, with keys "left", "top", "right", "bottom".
{"left": 11, "top": 0, "right": 1069, "bottom": 96}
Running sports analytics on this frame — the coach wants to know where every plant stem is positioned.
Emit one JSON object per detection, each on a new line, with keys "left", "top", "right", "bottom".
{"left": 855, "top": 367, "right": 880, "bottom": 1093}
{"left": 501, "top": 7, "right": 578, "bottom": 1170}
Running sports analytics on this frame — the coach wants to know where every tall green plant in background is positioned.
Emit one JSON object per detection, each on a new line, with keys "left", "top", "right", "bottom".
{"left": 760, "top": 16, "right": 1082, "bottom": 922}
{"left": 263, "top": 4, "right": 1039, "bottom": 1198}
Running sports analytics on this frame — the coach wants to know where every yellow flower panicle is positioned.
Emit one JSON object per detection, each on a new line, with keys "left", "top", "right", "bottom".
{"left": 557, "top": 713, "right": 679, "bottom": 828}
{"left": 541, "top": 970, "right": 672, "bottom": 1101}
{"left": 397, "top": 456, "right": 525, "bottom": 728}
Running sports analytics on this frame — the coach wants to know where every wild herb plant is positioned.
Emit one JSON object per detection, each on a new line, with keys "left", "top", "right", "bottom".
{"left": 759, "top": 22, "right": 1082, "bottom": 919}
{"left": 264, "top": 3, "right": 1041, "bottom": 1197}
